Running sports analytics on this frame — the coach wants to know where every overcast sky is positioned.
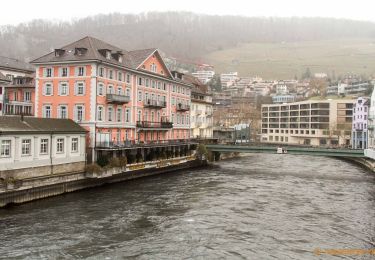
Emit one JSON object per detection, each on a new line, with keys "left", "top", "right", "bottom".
{"left": 1, "top": 0, "right": 374, "bottom": 25}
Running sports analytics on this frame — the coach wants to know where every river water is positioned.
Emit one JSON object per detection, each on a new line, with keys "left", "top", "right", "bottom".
{"left": 1, "top": 154, "right": 375, "bottom": 259}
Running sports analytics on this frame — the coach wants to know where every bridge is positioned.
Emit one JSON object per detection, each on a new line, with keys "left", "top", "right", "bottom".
{"left": 205, "top": 144, "right": 365, "bottom": 158}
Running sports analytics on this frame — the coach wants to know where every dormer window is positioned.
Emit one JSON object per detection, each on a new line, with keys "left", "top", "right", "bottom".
{"left": 106, "top": 51, "right": 111, "bottom": 60}
{"left": 54, "top": 49, "right": 65, "bottom": 57}
{"left": 118, "top": 56, "right": 122, "bottom": 63}
{"left": 75, "top": 47, "right": 87, "bottom": 56}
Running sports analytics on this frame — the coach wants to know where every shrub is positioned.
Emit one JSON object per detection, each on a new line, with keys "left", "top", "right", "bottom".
{"left": 127, "top": 154, "right": 135, "bottom": 164}
{"left": 136, "top": 153, "right": 143, "bottom": 163}
{"left": 197, "top": 144, "right": 208, "bottom": 158}
{"left": 119, "top": 157, "right": 127, "bottom": 167}
{"left": 85, "top": 163, "right": 102, "bottom": 174}
{"left": 109, "top": 157, "right": 121, "bottom": 168}
{"left": 160, "top": 151, "right": 167, "bottom": 160}
{"left": 97, "top": 156, "right": 109, "bottom": 167}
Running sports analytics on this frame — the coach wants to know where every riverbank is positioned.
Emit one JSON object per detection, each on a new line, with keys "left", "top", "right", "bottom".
{"left": 341, "top": 157, "right": 375, "bottom": 173}
{"left": 0, "top": 156, "right": 206, "bottom": 208}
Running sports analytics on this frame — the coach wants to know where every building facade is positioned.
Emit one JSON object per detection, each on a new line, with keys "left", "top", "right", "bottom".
{"left": 220, "top": 72, "right": 238, "bottom": 88}
{"left": 0, "top": 57, "right": 35, "bottom": 116}
{"left": 0, "top": 72, "right": 11, "bottom": 115}
{"left": 183, "top": 75, "right": 213, "bottom": 138}
{"left": 352, "top": 97, "right": 369, "bottom": 149}
{"left": 31, "top": 36, "right": 192, "bottom": 161}
{"left": 261, "top": 99, "right": 355, "bottom": 146}
{"left": 0, "top": 116, "right": 86, "bottom": 180}
{"left": 191, "top": 70, "right": 215, "bottom": 84}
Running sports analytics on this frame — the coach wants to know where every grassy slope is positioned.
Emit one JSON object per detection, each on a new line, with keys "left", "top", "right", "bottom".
{"left": 204, "top": 38, "right": 375, "bottom": 79}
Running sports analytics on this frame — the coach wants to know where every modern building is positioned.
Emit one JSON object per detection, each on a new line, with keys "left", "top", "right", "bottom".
{"left": 183, "top": 74, "right": 213, "bottom": 138}
{"left": 352, "top": 97, "right": 369, "bottom": 149}
{"left": 191, "top": 70, "right": 215, "bottom": 84}
{"left": 31, "top": 36, "right": 192, "bottom": 162}
{"left": 220, "top": 72, "right": 238, "bottom": 88}
{"left": 0, "top": 116, "right": 86, "bottom": 180}
{"left": 0, "top": 57, "right": 35, "bottom": 116}
{"left": 261, "top": 99, "right": 355, "bottom": 146}
{"left": 234, "top": 123, "right": 251, "bottom": 143}
{"left": 272, "top": 95, "right": 296, "bottom": 104}
{"left": 328, "top": 81, "right": 372, "bottom": 96}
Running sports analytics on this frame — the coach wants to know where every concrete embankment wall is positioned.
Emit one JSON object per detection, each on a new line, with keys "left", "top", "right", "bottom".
{"left": 0, "top": 159, "right": 206, "bottom": 208}
{"left": 342, "top": 157, "right": 375, "bottom": 172}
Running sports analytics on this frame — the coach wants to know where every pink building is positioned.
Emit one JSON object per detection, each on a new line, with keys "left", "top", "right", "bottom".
{"left": 31, "top": 36, "right": 192, "bottom": 161}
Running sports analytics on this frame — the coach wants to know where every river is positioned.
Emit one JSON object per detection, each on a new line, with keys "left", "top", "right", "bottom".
{"left": 1, "top": 154, "right": 375, "bottom": 259}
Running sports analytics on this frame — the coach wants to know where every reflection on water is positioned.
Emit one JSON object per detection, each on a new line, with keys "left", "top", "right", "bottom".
{"left": 1, "top": 154, "right": 375, "bottom": 259}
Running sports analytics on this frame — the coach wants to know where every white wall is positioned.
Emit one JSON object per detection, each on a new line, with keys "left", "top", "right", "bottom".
{"left": 0, "top": 133, "right": 86, "bottom": 171}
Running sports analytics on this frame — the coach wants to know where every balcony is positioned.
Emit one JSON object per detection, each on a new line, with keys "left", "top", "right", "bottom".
{"left": 144, "top": 99, "right": 166, "bottom": 109}
{"left": 136, "top": 120, "right": 173, "bottom": 129}
{"left": 96, "top": 139, "right": 195, "bottom": 149}
{"left": 106, "top": 94, "right": 130, "bottom": 104}
{"left": 176, "top": 103, "right": 190, "bottom": 112}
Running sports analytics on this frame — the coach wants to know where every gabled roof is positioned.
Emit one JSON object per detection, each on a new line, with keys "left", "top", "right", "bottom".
{"left": 0, "top": 116, "right": 87, "bottom": 134}
{"left": 31, "top": 36, "right": 173, "bottom": 78}
{"left": 0, "top": 72, "right": 11, "bottom": 83}
{"left": 129, "top": 48, "right": 158, "bottom": 68}
{"left": 0, "top": 56, "right": 34, "bottom": 73}
{"left": 183, "top": 74, "right": 211, "bottom": 95}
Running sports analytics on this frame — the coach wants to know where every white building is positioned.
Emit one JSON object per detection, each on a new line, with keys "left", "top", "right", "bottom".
{"left": 352, "top": 97, "right": 369, "bottom": 149}
{"left": 220, "top": 72, "right": 238, "bottom": 88}
{"left": 261, "top": 99, "right": 355, "bottom": 146}
{"left": 184, "top": 75, "right": 213, "bottom": 138}
{"left": 0, "top": 116, "right": 87, "bottom": 181}
{"left": 365, "top": 88, "right": 375, "bottom": 159}
{"left": 191, "top": 70, "right": 215, "bottom": 84}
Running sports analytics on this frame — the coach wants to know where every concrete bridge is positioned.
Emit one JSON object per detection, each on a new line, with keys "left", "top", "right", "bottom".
{"left": 205, "top": 144, "right": 365, "bottom": 158}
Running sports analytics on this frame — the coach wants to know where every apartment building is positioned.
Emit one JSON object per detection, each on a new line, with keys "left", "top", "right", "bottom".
{"left": 31, "top": 36, "right": 192, "bottom": 161}
{"left": 220, "top": 72, "right": 238, "bottom": 88}
{"left": 191, "top": 70, "right": 215, "bottom": 84}
{"left": 0, "top": 57, "right": 35, "bottom": 116}
{"left": 261, "top": 99, "right": 355, "bottom": 146}
{"left": 352, "top": 97, "right": 369, "bottom": 149}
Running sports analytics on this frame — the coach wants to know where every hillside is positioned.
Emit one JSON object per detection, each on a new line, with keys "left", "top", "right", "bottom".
{"left": 205, "top": 38, "right": 375, "bottom": 79}
{"left": 1, "top": 12, "right": 375, "bottom": 79}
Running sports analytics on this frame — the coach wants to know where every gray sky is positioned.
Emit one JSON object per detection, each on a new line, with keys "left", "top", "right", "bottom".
{"left": 1, "top": 0, "right": 374, "bottom": 25}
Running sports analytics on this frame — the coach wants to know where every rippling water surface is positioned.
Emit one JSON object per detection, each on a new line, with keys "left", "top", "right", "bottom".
{"left": 1, "top": 154, "right": 375, "bottom": 259}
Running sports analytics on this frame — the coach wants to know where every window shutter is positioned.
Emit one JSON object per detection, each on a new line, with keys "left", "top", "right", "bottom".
{"left": 82, "top": 106, "right": 85, "bottom": 121}
{"left": 73, "top": 106, "right": 77, "bottom": 121}
{"left": 57, "top": 107, "right": 61, "bottom": 118}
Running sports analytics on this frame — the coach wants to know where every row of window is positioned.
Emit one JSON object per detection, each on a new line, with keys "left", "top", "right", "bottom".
{"left": 43, "top": 82, "right": 85, "bottom": 96}
{"left": 98, "top": 67, "right": 132, "bottom": 83}
{"left": 43, "top": 67, "right": 86, "bottom": 78}
{"left": 97, "top": 106, "right": 132, "bottom": 122}
{"left": 4, "top": 91, "right": 32, "bottom": 102}
{"left": 137, "top": 77, "right": 190, "bottom": 96}
{"left": 267, "top": 129, "right": 317, "bottom": 135}
{"left": 42, "top": 104, "right": 85, "bottom": 121}
{"left": 0, "top": 138, "right": 79, "bottom": 158}
{"left": 97, "top": 83, "right": 131, "bottom": 97}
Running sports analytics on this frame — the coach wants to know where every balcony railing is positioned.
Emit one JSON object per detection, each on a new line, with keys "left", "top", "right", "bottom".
{"left": 96, "top": 139, "right": 193, "bottom": 149}
{"left": 106, "top": 94, "right": 130, "bottom": 104}
{"left": 144, "top": 99, "right": 166, "bottom": 108}
{"left": 176, "top": 103, "right": 190, "bottom": 111}
{"left": 136, "top": 120, "right": 173, "bottom": 129}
